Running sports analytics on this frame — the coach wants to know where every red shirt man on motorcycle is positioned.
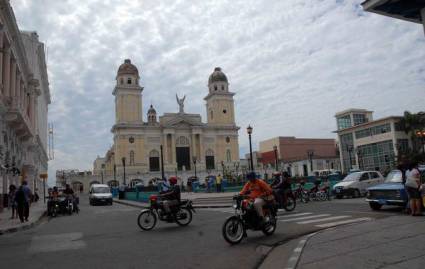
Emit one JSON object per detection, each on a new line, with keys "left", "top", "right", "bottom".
{"left": 160, "top": 177, "right": 181, "bottom": 214}
{"left": 240, "top": 172, "right": 273, "bottom": 221}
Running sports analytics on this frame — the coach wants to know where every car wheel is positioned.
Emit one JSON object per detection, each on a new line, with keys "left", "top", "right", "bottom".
{"left": 353, "top": 189, "right": 361, "bottom": 198}
{"left": 369, "top": 202, "right": 382, "bottom": 211}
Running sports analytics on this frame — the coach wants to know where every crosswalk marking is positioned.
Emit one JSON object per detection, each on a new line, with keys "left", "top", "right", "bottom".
{"left": 279, "top": 214, "right": 331, "bottom": 222}
{"left": 315, "top": 217, "right": 372, "bottom": 228}
{"left": 297, "top": 216, "right": 350, "bottom": 225}
{"left": 277, "top": 212, "right": 312, "bottom": 218}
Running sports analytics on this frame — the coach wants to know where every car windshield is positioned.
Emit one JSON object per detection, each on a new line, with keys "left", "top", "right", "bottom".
{"left": 385, "top": 171, "right": 403, "bottom": 183}
{"left": 93, "top": 187, "right": 110, "bottom": 193}
{"left": 342, "top": 173, "right": 360, "bottom": 182}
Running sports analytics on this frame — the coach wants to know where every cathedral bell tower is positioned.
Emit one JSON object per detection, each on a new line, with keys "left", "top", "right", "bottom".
{"left": 204, "top": 67, "right": 236, "bottom": 125}
{"left": 113, "top": 59, "right": 143, "bottom": 123}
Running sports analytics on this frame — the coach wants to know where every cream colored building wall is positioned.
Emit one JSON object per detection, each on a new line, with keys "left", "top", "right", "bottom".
{"left": 207, "top": 97, "right": 235, "bottom": 125}
{"left": 259, "top": 137, "right": 280, "bottom": 153}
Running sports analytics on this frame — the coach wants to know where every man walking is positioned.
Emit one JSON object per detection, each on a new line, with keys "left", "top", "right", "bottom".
{"left": 15, "top": 180, "right": 32, "bottom": 223}
{"left": 216, "top": 174, "right": 223, "bottom": 192}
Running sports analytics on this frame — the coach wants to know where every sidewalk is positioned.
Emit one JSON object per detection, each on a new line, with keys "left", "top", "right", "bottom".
{"left": 295, "top": 215, "right": 425, "bottom": 269}
{"left": 0, "top": 201, "right": 47, "bottom": 235}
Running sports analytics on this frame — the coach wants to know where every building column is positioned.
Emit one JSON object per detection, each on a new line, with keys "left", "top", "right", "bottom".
{"left": 171, "top": 134, "right": 176, "bottom": 165}
{"left": 10, "top": 60, "right": 16, "bottom": 98}
{"left": 3, "top": 47, "right": 10, "bottom": 96}
{"left": 0, "top": 32, "right": 4, "bottom": 91}
{"left": 15, "top": 75, "right": 20, "bottom": 105}
{"left": 162, "top": 133, "right": 168, "bottom": 164}
{"left": 199, "top": 134, "right": 204, "bottom": 165}
{"left": 191, "top": 133, "right": 196, "bottom": 160}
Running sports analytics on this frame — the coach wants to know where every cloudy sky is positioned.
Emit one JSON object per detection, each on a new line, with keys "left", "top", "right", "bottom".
{"left": 13, "top": 0, "right": 424, "bottom": 184}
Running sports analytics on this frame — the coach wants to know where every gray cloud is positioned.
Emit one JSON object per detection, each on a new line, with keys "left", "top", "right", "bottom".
{"left": 13, "top": 0, "right": 425, "bottom": 184}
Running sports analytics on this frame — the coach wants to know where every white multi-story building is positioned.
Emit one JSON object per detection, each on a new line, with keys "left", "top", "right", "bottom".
{"left": 335, "top": 109, "right": 411, "bottom": 174}
{"left": 0, "top": 1, "right": 50, "bottom": 211}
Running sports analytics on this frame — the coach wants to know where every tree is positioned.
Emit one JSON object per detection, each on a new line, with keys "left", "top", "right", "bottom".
{"left": 399, "top": 111, "right": 425, "bottom": 163}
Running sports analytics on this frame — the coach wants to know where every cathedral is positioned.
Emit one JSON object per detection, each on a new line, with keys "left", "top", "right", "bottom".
{"left": 93, "top": 59, "right": 240, "bottom": 186}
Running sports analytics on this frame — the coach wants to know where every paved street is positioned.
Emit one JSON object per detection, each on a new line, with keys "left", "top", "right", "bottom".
{"left": 0, "top": 195, "right": 405, "bottom": 269}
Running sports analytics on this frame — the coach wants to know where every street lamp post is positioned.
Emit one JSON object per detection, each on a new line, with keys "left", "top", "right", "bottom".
{"left": 193, "top": 156, "right": 197, "bottom": 179}
{"left": 307, "top": 150, "right": 314, "bottom": 172}
{"left": 247, "top": 125, "right": 254, "bottom": 172}
{"left": 101, "top": 164, "right": 105, "bottom": 184}
{"left": 273, "top": 145, "right": 278, "bottom": 172}
{"left": 160, "top": 145, "right": 165, "bottom": 180}
{"left": 121, "top": 157, "right": 126, "bottom": 186}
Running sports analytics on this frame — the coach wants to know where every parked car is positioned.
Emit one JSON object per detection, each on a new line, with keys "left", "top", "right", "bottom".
{"left": 333, "top": 171, "right": 384, "bottom": 199}
{"left": 365, "top": 170, "right": 407, "bottom": 210}
{"left": 89, "top": 184, "right": 113, "bottom": 205}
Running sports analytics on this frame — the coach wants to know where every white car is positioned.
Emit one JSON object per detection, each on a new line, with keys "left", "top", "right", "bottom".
{"left": 89, "top": 184, "right": 113, "bottom": 205}
{"left": 333, "top": 171, "right": 384, "bottom": 199}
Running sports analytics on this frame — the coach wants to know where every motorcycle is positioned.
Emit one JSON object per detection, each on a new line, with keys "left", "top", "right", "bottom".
{"left": 273, "top": 188, "right": 296, "bottom": 211}
{"left": 222, "top": 194, "right": 277, "bottom": 245}
{"left": 294, "top": 183, "right": 309, "bottom": 203}
{"left": 137, "top": 194, "right": 196, "bottom": 230}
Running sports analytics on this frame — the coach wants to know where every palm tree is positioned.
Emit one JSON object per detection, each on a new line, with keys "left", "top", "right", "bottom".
{"left": 399, "top": 111, "right": 425, "bottom": 161}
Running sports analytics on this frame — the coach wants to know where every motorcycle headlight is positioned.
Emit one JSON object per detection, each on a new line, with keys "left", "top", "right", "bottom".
{"left": 233, "top": 200, "right": 238, "bottom": 209}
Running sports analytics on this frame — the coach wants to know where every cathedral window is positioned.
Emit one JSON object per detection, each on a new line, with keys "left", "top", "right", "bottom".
{"left": 210, "top": 110, "right": 213, "bottom": 120}
{"left": 226, "top": 136, "right": 230, "bottom": 143}
{"left": 226, "top": 149, "right": 231, "bottom": 162}
{"left": 214, "top": 85, "right": 217, "bottom": 91}
{"left": 205, "top": 149, "right": 215, "bottom": 170}
{"left": 130, "top": 150, "right": 135, "bottom": 165}
{"left": 127, "top": 78, "right": 132, "bottom": 84}
{"left": 223, "top": 109, "right": 227, "bottom": 114}
{"left": 120, "top": 78, "right": 124, "bottom": 85}
{"left": 149, "top": 150, "right": 160, "bottom": 171}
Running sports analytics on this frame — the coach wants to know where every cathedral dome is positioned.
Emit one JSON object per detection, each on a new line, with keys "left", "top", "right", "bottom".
{"left": 208, "top": 67, "right": 228, "bottom": 84}
{"left": 117, "top": 59, "right": 139, "bottom": 76}
{"left": 147, "top": 104, "right": 156, "bottom": 114}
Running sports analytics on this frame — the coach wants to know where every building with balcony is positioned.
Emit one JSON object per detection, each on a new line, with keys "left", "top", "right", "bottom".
{"left": 0, "top": 1, "right": 50, "bottom": 211}
{"left": 335, "top": 109, "right": 411, "bottom": 174}
{"left": 259, "top": 137, "right": 340, "bottom": 177}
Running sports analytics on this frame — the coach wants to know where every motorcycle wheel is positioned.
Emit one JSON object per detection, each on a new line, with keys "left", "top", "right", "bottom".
{"left": 262, "top": 213, "right": 277, "bottom": 236}
{"left": 301, "top": 192, "right": 309, "bottom": 203}
{"left": 319, "top": 192, "right": 327, "bottom": 201}
{"left": 222, "top": 216, "right": 245, "bottom": 245}
{"left": 137, "top": 210, "right": 157, "bottom": 231}
{"left": 174, "top": 208, "right": 192, "bottom": 226}
{"left": 283, "top": 196, "right": 296, "bottom": 212}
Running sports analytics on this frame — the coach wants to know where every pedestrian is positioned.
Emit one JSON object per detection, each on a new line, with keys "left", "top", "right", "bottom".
{"left": 8, "top": 184, "right": 17, "bottom": 219}
{"left": 216, "top": 174, "right": 222, "bottom": 192}
{"left": 405, "top": 161, "right": 422, "bottom": 216}
{"left": 205, "top": 176, "right": 209, "bottom": 193}
{"left": 15, "top": 180, "right": 32, "bottom": 223}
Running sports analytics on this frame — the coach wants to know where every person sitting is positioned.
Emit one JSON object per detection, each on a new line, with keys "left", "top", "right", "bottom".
{"left": 160, "top": 177, "right": 181, "bottom": 216}
{"left": 240, "top": 172, "right": 273, "bottom": 224}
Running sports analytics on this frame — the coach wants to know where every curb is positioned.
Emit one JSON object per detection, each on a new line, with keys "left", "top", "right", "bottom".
{"left": 285, "top": 232, "right": 317, "bottom": 269}
{"left": 0, "top": 210, "right": 47, "bottom": 236}
{"left": 113, "top": 199, "right": 231, "bottom": 209}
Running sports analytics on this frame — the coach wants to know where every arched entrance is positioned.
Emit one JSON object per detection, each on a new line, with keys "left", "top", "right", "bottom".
{"left": 90, "top": 181, "right": 100, "bottom": 186}
{"left": 205, "top": 149, "right": 215, "bottom": 170}
{"left": 176, "top": 136, "right": 190, "bottom": 170}
{"left": 130, "top": 178, "right": 143, "bottom": 188}
{"left": 71, "top": 181, "right": 84, "bottom": 193}
{"left": 107, "top": 180, "right": 119, "bottom": 187}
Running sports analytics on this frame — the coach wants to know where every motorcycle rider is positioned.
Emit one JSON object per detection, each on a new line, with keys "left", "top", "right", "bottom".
{"left": 160, "top": 177, "right": 181, "bottom": 216}
{"left": 63, "top": 184, "right": 77, "bottom": 212}
{"left": 240, "top": 172, "right": 273, "bottom": 223}
{"left": 271, "top": 172, "right": 292, "bottom": 206}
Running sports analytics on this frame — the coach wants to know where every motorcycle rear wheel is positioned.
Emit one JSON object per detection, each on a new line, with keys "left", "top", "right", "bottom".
{"left": 283, "top": 196, "right": 296, "bottom": 212}
{"left": 137, "top": 210, "right": 157, "bottom": 231}
{"left": 174, "top": 208, "right": 192, "bottom": 226}
{"left": 222, "top": 216, "right": 245, "bottom": 245}
{"left": 262, "top": 213, "right": 277, "bottom": 236}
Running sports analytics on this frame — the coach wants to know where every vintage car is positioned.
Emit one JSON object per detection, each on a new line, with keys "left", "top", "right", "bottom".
{"left": 365, "top": 170, "right": 407, "bottom": 210}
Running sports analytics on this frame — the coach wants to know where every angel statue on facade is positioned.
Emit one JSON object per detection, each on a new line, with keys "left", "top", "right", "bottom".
{"left": 176, "top": 94, "right": 186, "bottom": 113}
